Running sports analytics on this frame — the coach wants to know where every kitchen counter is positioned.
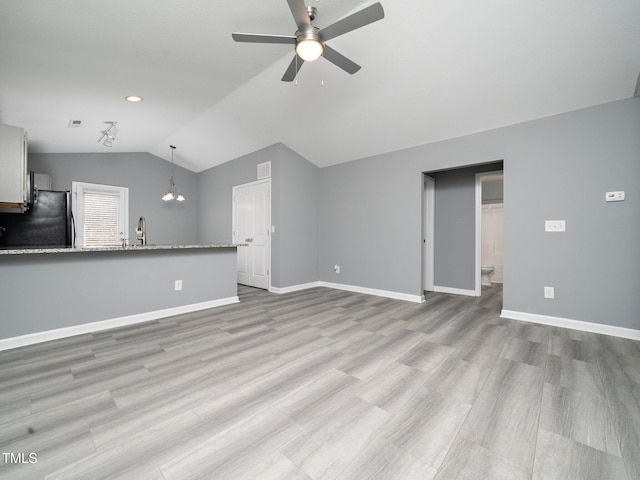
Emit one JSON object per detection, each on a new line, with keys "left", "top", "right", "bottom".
{"left": 0, "top": 244, "right": 241, "bottom": 349}
{"left": 0, "top": 244, "right": 242, "bottom": 255}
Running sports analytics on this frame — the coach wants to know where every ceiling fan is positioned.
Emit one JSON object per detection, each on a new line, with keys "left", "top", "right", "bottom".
{"left": 232, "top": 0, "right": 384, "bottom": 82}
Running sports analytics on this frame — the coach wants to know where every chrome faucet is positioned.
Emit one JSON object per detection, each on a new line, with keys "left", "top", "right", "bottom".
{"left": 136, "top": 216, "right": 146, "bottom": 245}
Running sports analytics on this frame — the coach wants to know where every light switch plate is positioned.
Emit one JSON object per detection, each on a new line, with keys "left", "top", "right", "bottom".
{"left": 544, "top": 286, "right": 555, "bottom": 299}
{"left": 545, "top": 220, "right": 566, "bottom": 232}
{"left": 605, "top": 191, "right": 625, "bottom": 202}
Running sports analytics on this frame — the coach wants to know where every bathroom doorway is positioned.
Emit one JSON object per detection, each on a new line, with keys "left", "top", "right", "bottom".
{"left": 475, "top": 171, "right": 504, "bottom": 296}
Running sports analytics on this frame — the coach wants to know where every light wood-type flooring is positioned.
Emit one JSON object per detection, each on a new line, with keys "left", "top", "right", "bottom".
{"left": 1, "top": 284, "right": 639, "bottom": 479}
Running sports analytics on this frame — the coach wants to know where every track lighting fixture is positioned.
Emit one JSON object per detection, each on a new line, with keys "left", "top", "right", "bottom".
{"left": 98, "top": 121, "right": 118, "bottom": 147}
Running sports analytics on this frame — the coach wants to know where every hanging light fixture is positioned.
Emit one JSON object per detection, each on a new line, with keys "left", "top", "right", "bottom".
{"left": 98, "top": 121, "right": 118, "bottom": 147}
{"left": 162, "top": 145, "right": 186, "bottom": 202}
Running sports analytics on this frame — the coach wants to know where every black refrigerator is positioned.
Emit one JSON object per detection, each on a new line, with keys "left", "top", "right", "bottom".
{"left": 0, "top": 190, "right": 73, "bottom": 247}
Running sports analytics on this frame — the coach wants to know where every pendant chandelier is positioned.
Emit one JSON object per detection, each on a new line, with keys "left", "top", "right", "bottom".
{"left": 162, "top": 145, "right": 185, "bottom": 202}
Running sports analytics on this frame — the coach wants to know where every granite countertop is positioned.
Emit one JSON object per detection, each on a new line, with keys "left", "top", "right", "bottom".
{"left": 0, "top": 244, "right": 243, "bottom": 255}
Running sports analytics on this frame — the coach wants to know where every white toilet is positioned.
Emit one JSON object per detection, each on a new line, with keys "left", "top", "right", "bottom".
{"left": 481, "top": 265, "right": 495, "bottom": 286}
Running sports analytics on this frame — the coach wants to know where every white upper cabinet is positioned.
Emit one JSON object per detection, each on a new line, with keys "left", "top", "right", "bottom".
{"left": 0, "top": 123, "right": 28, "bottom": 213}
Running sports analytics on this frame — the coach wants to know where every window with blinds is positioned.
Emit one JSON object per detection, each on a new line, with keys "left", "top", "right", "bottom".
{"left": 72, "top": 182, "right": 128, "bottom": 247}
{"left": 83, "top": 191, "right": 120, "bottom": 246}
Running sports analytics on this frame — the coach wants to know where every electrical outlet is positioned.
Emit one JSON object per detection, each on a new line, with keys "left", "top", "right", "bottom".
{"left": 545, "top": 220, "right": 566, "bottom": 232}
{"left": 544, "top": 286, "right": 554, "bottom": 299}
{"left": 175, "top": 280, "right": 183, "bottom": 291}
{"left": 333, "top": 264, "right": 341, "bottom": 274}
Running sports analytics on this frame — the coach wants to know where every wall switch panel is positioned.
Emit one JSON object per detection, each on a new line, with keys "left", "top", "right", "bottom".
{"left": 545, "top": 220, "right": 566, "bottom": 232}
{"left": 175, "top": 280, "right": 183, "bottom": 291}
{"left": 605, "top": 191, "right": 625, "bottom": 202}
{"left": 544, "top": 286, "right": 555, "bottom": 299}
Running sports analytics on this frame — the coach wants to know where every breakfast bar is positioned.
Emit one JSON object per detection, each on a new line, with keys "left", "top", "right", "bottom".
{"left": 0, "top": 244, "right": 240, "bottom": 349}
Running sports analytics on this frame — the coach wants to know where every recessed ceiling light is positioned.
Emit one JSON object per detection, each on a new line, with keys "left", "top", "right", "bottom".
{"left": 125, "top": 95, "right": 143, "bottom": 102}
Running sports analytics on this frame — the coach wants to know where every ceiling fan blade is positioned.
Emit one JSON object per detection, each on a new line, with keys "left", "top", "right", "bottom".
{"left": 232, "top": 32, "right": 296, "bottom": 44}
{"left": 287, "top": 0, "right": 311, "bottom": 31}
{"left": 322, "top": 45, "right": 361, "bottom": 74}
{"left": 282, "top": 54, "right": 305, "bottom": 82}
{"left": 319, "top": 2, "right": 384, "bottom": 42}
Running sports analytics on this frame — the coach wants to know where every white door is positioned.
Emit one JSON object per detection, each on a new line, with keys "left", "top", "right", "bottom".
{"left": 233, "top": 179, "right": 271, "bottom": 289}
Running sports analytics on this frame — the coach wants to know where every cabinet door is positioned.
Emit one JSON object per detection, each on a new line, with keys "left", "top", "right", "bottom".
{"left": 0, "top": 123, "right": 27, "bottom": 211}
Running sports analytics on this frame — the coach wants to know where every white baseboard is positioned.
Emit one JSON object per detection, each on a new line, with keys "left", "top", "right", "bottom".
{"left": 0, "top": 296, "right": 239, "bottom": 352}
{"left": 501, "top": 309, "right": 640, "bottom": 341}
{"left": 434, "top": 285, "right": 480, "bottom": 297}
{"left": 269, "top": 282, "right": 321, "bottom": 294}
{"left": 320, "top": 281, "right": 424, "bottom": 303}
{"left": 270, "top": 280, "right": 424, "bottom": 303}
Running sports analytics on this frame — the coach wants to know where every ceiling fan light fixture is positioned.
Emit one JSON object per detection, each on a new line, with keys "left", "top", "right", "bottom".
{"left": 231, "top": 1, "right": 385, "bottom": 81}
{"left": 296, "top": 38, "right": 323, "bottom": 61}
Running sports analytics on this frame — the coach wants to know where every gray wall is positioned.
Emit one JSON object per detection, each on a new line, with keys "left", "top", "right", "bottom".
{"left": 23, "top": 98, "right": 640, "bottom": 332}
{"left": 482, "top": 178, "right": 504, "bottom": 204}
{"left": 431, "top": 162, "right": 502, "bottom": 291}
{"left": 276, "top": 146, "right": 319, "bottom": 287}
{"left": 28, "top": 152, "right": 199, "bottom": 245}
{"left": 197, "top": 143, "right": 319, "bottom": 289}
{"left": 196, "top": 145, "right": 279, "bottom": 245}
{"left": 319, "top": 98, "right": 640, "bottom": 330}
{"left": 319, "top": 156, "right": 419, "bottom": 293}
{"left": 0, "top": 248, "right": 237, "bottom": 340}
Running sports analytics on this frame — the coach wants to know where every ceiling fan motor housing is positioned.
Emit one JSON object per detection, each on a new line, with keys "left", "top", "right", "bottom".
{"left": 296, "top": 26, "right": 321, "bottom": 44}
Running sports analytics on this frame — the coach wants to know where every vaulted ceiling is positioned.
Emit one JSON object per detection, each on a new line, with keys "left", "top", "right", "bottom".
{"left": 1, "top": 0, "right": 638, "bottom": 172}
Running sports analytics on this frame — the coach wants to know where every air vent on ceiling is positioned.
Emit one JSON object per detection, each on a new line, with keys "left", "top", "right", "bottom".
{"left": 257, "top": 161, "right": 271, "bottom": 179}
{"left": 68, "top": 120, "right": 83, "bottom": 127}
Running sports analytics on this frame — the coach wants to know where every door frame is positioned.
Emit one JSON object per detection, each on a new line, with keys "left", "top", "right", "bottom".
{"left": 422, "top": 174, "right": 435, "bottom": 292}
{"left": 232, "top": 178, "right": 272, "bottom": 290}
{"left": 475, "top": 170, "right": 503, "bottom": 296}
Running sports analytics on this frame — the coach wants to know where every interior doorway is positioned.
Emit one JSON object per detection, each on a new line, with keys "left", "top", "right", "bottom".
{"left": 232, "top": 179, "right": 271, "bottom": 290}
{"left": 422, "top": 161, "right": 503, "bottom": 298}
{"left": 422, "top": 174, "right": 435, "bottom": 293}
{"left": 475, "top": 171, "right": 504, "bottom": 295}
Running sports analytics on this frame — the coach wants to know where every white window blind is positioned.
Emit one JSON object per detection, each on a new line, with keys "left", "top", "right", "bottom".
{"left": 72, "top": 182, "right": 128, "bottom": 247}
{"left": 83, "top": 191, "right": 121, "bottom": 246}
